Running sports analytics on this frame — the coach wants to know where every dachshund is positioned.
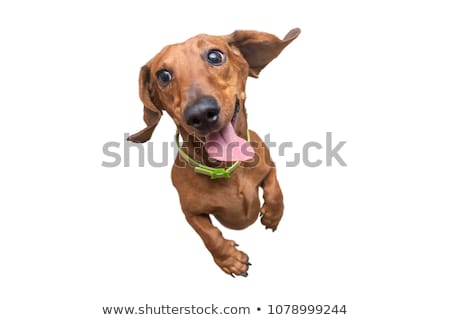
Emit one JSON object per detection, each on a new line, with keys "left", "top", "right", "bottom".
{"left": 128, "top": 28, "right": 300, "bottom": 277}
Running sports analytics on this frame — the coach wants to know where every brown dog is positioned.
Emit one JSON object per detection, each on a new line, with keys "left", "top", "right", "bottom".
{"left": 128, "top": 28, "right": 300, "bottom": 277}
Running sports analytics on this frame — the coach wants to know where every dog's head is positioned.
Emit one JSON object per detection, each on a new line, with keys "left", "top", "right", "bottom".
{"left": 128, "top": 28, "right": 300, "bottom": 161}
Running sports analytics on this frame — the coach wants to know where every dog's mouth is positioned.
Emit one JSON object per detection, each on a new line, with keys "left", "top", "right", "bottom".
{"left": 204, "top": 98, "right": 254, "bottom": 162}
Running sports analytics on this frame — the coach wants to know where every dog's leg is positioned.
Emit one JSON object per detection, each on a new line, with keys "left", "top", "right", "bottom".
{"left": 185, "top": 214, "right": 250, "bottom": 276}
{"left": 260, "top": 167, "right": 284, "bottom": 231}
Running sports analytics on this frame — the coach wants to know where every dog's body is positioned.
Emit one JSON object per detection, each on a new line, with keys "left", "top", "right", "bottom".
{"left": 128, "top": 28, "right": 300, "bottom": 276}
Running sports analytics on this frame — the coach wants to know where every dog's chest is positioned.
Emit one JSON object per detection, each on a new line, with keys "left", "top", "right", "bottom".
{"left": 172, "top": 165, "right": 263, "bottom": 229}
{"left": 204, "top": 176, "right": 260, "bottom": 229}
{"left": 199, "top": 170, "right": 263, "bottom": 229}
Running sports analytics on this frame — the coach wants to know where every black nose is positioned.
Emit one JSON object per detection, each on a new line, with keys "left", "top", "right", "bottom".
{"left": 183, "top": 96, "right": 220, "bottom": 131}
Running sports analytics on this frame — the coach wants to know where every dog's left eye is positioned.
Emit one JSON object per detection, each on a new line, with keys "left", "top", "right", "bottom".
{"left": 206, "top": 49, "right": 225, "bottom": 66}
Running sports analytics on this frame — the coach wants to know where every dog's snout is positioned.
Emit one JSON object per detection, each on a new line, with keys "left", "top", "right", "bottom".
{"left": 184, "top": 96, "right": 220, "bottom": 132}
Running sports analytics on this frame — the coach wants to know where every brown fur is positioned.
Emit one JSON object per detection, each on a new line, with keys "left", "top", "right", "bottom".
{"left": 128, "top": 28, "right": 300, "bottom": 276}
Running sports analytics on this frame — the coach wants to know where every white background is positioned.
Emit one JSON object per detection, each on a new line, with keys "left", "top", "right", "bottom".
{"left": 1, "top": 0, "right": 449, "bottom": 319}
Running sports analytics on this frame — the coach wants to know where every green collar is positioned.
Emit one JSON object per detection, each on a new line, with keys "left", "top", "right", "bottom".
{"left": 175, "top": 130, "right": 251, "bottom": 179}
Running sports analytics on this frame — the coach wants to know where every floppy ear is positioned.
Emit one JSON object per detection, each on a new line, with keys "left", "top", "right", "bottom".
{"left": 127, "top": 64, "right": 162, "bottom": 143}
{"left": 225, "top": 28, "right": 300, "bottom": 78}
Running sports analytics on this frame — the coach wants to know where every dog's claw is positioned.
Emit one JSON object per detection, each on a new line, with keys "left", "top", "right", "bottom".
{"left": 230, "top": 273, "right": 236, "bottom": 278}
{"left": 247, "top": 262, "right": 252, "bottom": 266}
{"left": 240, "top": 271, "right": 248, "bottom": 277}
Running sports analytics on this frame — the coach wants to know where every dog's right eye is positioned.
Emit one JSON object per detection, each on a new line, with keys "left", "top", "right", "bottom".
{"left": 156, "top": 69, "right": 173, "bottom": 87}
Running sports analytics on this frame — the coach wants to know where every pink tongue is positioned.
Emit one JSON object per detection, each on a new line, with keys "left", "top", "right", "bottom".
{"left": 205, "top": 123, "right": 255, "bottom": 161}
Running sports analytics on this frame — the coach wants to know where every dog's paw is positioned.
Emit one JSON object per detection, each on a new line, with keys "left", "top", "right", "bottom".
{"left": 260, "top": 201, "right": 284, "bottom": 231}
{"left": 213, "top": 240, "right": 250, "bottom": 277}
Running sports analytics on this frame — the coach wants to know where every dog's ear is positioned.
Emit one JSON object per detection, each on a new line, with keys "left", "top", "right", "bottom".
{"left": 225, "top": 28, "right": 300, "bottom": 78}
{"left": 127, "top": 64, "right": 162, "bottom": 143}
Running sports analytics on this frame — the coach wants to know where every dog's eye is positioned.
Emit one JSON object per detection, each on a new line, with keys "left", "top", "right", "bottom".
{"left": 156, "top": 69, "right": 172, "bottom": 87}
{"left": 206, "top": 49, "right": 225, "bottom": 66}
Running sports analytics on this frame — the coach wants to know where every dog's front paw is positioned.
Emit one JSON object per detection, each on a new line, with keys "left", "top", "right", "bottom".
{"left": 260, "top": 201, "right": 284, "bottom": 231}
{"left": 213, "top": 240, "right": 250, "bottom": 277}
